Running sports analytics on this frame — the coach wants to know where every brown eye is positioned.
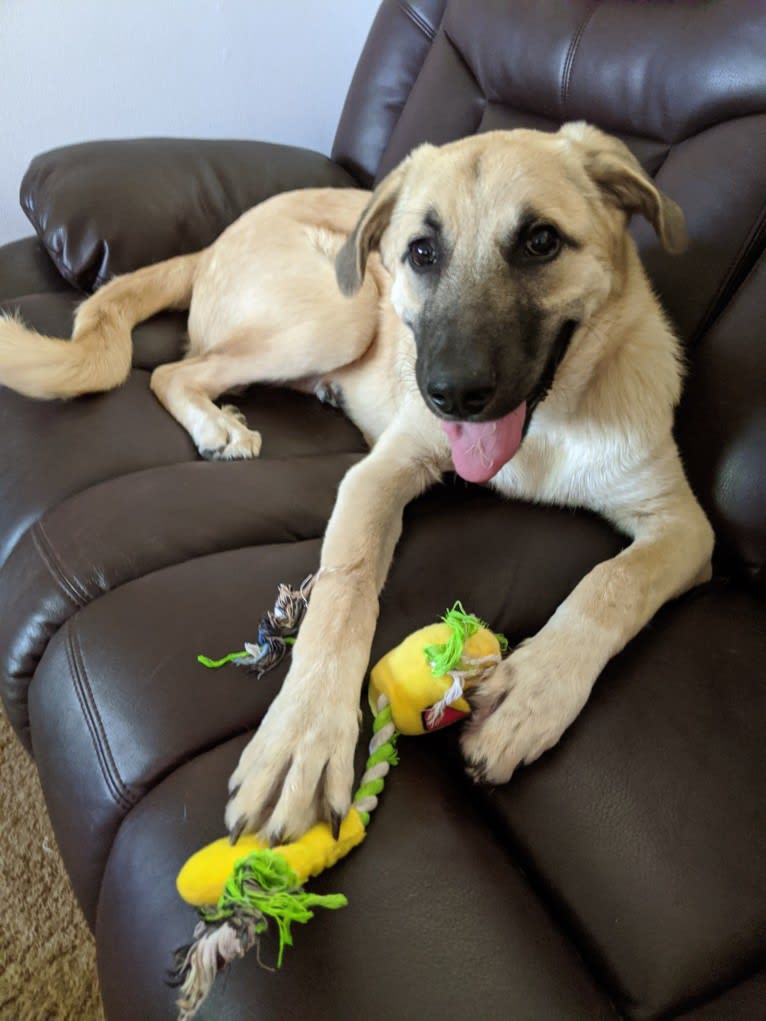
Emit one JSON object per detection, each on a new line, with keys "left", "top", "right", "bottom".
{"left": 408, "top": 238, "right": 439, "bottom": 269}
{"left": 525, "top": 225, "right": 561, "bottom": 259}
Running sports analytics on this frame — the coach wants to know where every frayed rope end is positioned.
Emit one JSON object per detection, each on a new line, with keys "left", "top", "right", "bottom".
{"left": 169, "top": 849, "right": 346, "bottom": 1019}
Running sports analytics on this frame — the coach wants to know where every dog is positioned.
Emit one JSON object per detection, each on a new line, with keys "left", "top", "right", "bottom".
{"left": 0, "top": 122, "right": 714, "bottom": 845}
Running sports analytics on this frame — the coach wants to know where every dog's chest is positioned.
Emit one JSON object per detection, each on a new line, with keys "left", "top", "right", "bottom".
{"left": 491, "top": 426, "right": 614, "bottom": 509}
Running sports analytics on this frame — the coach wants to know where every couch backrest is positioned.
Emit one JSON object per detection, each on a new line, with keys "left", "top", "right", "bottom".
{"left": 333, "top": 0, "right": 766, "bottom": 584}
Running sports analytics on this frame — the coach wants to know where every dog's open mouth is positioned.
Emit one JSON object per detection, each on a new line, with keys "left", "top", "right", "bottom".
{"left": 441, "top": 404, "right": 527, "bottom": 483}
{"left": 439, "top": 319, "right": 579, "bottom": 483}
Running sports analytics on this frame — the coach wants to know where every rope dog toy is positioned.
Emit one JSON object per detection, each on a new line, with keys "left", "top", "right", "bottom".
{"left": 171, "top": 586, "right": 507, "bottom": 1019}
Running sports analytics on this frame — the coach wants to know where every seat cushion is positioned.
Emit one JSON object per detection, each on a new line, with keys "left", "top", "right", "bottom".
{"left": 0, "top": 237, "right": 72, "bottom": 301}
{"left": 27, "top": 515, "right": 764, "bottom": 1020}
{"left": 0, "top": 452, "right": 363, "bottom": 747}
{"left": 26, "top": 485, "right": 624, "bottom": 922}
{"left": 95, "top": 734, "right": 618, "bottom": 1021}
{"left": 472, "top": 583, "right": 766, "bottom": 1019}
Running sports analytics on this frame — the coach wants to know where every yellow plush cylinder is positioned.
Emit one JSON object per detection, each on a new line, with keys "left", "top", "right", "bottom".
{"left": 177, "top": 808, "right": 367, "bottom": 906}
{"left": 369, "top": 622, "right": 501, "bottom": 734}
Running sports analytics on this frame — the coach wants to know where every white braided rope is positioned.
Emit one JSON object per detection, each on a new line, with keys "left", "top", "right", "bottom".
{"left": 424, "top": 653, "right": 502, "bottom": 727}
{"left": 175, "top": 921, "right": 250, "bottom": 1020}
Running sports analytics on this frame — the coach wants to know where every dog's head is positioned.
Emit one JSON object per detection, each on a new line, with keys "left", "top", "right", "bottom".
{"left": 336, "top": 123, "right": 686, "bottom": 482}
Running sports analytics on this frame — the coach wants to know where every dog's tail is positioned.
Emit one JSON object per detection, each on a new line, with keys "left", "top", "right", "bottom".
{"left": 0, "top": 251, "right": 201, "bottom": 399}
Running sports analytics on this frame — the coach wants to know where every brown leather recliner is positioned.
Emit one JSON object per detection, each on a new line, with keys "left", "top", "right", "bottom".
{"left": 1, "top": 2, "right": 764, "bottom": 1018}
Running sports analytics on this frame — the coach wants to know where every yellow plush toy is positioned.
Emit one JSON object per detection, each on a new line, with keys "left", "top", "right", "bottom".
{"left": 172, "top": 599, "right": 506, "bottom": 1020}
{"left": 369, "top": 612, "right": 505, "bottom": 735}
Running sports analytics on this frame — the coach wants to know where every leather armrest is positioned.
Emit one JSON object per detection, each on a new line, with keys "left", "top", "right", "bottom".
{"left": 20, "top": 138, "right": 359, "bottom": 292}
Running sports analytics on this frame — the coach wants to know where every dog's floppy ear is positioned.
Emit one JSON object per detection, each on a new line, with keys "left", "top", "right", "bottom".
{"left": 561, "top": 122, "right": 687, "bottom": 254}
{"left": 335, "top": 159, "right": 410, "bottom": 296}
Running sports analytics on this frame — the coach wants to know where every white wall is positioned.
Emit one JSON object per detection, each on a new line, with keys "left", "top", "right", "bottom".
{"left": 0, "top": 0, "right": 380, "bottom": 245}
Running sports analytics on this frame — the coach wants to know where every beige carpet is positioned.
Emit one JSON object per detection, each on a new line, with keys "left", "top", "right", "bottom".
{"left": 0, "top": 709, "right": 104, "bottom": 1021}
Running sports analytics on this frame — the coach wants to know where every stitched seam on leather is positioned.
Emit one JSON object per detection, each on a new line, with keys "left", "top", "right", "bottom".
{"left": 398, "top": 0, "right": 437, "bottom": 40}
{"left": 67, "top": 623, "right": 136, "bottom": 811}
{"left": 692, "top": 200, "right": 766, "bottom": 346}
{"left": 560, "top": 2, "right": 599, "bottom": 117}
{"left": 31, "top": 520, "right": 88, "bottom": 607}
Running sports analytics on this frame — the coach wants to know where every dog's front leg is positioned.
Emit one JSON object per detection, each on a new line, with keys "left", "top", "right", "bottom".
{"left": 225, "top": 423, "right": 442, "bottom": 843}
{"left": 462, "top": 472, "right": 714, "bottom": 784}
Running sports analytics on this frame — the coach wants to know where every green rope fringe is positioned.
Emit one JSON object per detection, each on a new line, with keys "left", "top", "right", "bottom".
{"left": 423, "top": 601, "right": 508, "bottom": 676}
{"left": 201, "top": 849, "right": 347, "bottom": 967}
{"left": 197, "top": 650, "right": 249, "bottom": 669}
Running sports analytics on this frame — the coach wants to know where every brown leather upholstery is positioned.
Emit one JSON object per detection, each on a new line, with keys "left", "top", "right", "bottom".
{"left": 21, "top": 139, "right": 357, "bottom": 290}
{"left": 0, "top": 2, "right": 763, "bottom": 1018}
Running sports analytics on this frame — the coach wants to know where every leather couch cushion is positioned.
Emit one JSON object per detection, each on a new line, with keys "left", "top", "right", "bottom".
{"left": 675, "top": 973, "right": 766, "bottom": 1021}
{"left": 677, "top": 252, "right": 766, "bottom": 583}
{"left": 20, "top": 139, "right": 358, "bottom": 291}
{"left": 27, "top": 484, "right": 624, "bottom": 923}
{"left": 0, "top": 237, "right": 72, "bottom": 301}
{"left": 95, "top": 735, "right": 618, "bottom": 1021}
{"left": 474, "top": 583, "right": 766, "bottom": 1018}
{"left": 0, "top": 452, "right": 364, "bottom": 748}
{"left": 29, "top": 541, "right": 324, "bottom": 924}
{"left": 0, "top": 372, "right": 194, "bottom": 571}
{"left": 377, "top": 0, "right": 765, "bottom": 164}
{"left": 29, "top": 513, "right": 764, "bottom": 1019}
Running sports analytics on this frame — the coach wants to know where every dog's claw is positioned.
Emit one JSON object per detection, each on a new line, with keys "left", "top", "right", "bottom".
{"left": 467, "top": 687, "right": 509, "bottom": 723}
{"left": 268, "top": 828, "right": 285, "bottom": 850}
{"left": 229, "top": 816, "right": 247, "bottom": 845}
{"left": 330, "top": 811, "right": 342, "bottom": 840}
{"left": 466, "top": 760, "right": 489, "bottom": 786}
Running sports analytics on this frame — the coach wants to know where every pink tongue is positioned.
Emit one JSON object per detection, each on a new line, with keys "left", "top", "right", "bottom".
{"left": 441, "top": 402, "right": 526, "bottom": 483}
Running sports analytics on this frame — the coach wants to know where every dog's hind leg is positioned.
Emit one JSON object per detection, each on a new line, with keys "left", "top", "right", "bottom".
{"left": 150, "top": 300, "right": 380, "bottom": 460}
{"left": 150, "top": 353, "right": 264, "bottom": 460}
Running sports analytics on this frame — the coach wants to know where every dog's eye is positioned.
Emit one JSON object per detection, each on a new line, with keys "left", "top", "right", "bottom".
{"left": 408, "top": 238, "right": 439, "bottom": 270}
{"left": 524, "top": 225, "right": 561, "bottom": 259}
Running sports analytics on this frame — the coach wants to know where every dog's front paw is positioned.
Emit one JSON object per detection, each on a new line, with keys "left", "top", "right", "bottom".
{"left": 461, "top": 638, "right": 592, "bottom": 785}
{"left": 224, "top": 678, "right": 359, "bottom": 845}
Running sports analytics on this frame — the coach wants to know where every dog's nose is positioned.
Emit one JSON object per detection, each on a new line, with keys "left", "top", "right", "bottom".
{"left": 426, "top": 378, "right": 495, "bottom": 418}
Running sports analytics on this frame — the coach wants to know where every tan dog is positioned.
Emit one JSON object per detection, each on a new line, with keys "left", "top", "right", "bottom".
{"left": 0, "top": 123, "right": 714, "bottom": 844}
